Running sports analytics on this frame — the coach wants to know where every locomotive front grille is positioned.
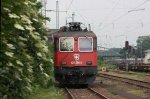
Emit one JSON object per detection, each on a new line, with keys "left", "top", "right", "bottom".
{"left": 54, "top": 66, "right": 97, "bottom": 76}
{"left": 54, "top": 66, "right": 97, "bottom": 84}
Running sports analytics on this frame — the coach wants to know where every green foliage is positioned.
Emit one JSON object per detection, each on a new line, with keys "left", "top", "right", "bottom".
{"left": 136, "top": 35, "right": 150, "bottom": 58}
{"left": 98, "top": 57, "right": 117, "bottom": 70}
{"left": 30, "top": 86, "right": 66, "bottom": 99}
{"left": 1, "top": 0, "right": 52, "bottom": 98}
{"left": 98, "top": 48, "right": 121, "bottom": 58}
{"left": 48, "top": 43, "right": 54, "bottom": 60}
{"left": 98, "top": 57, "right": 107, "bottom": 66}
{"left": 120, "top": 44, "right": 136, "bottom": 58}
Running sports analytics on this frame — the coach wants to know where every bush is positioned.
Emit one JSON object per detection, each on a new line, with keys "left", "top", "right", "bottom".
{"left": 98, "top": 57, "right": 117, "bottom": 70}
{"left": 1, "top": 0, "right": 52, "bottom": 98}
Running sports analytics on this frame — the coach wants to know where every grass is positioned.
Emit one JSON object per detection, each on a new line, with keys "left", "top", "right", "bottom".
{"left": 127, "top": 90, "right": 148, "bottom": 98}
{"left": 30, "top": 86, "right": 66, "bottom": 99}
{"left": 98, "top": 58, "right": 117, "bottom": 70}
{"left": 107, "top": 87, "right": 119, "bottom": 95}
{"left": 98, "top": 58, "right": 150, "bottom": 81}
{"left": 104, "top": 71, "right": 150, "bottom": 81}
{"left": 128, "top": 72, "right": 150, "bottom": 80}
{"left": 106, "top": 81, "right": 149, "bottom": 98}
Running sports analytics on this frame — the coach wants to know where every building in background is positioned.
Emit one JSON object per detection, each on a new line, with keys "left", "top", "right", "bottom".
{"left": 144, "top": 50, "right": 150, "bottom": 64}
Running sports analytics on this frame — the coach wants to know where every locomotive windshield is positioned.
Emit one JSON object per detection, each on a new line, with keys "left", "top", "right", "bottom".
{"left": 59, "top": 37, "right": 74, "bottom": 52}
{"left": 79, "top": 37, "right": 93, "bottom": 52}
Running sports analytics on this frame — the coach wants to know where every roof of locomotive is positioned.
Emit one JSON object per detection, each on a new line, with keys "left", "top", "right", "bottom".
{"left": 53, "top": 22, "right": 97, "bottom": 37}
{"left": 53, "top": 31, "right": 96, "bottom": 37}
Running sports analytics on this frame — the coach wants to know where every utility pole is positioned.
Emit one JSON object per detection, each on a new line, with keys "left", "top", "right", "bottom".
{"left": 56, "top": 0, "right": 59, "bottom": 29}
{"left": 140, "top": 40, "right": 143, "bottom": 64}
{"left": 43, "top": 0, "right": 67, "bottom": 28}
{"left": 41, "top": 0, "right": 43, "bottom": 15}
{"left": 41, "top": 0, "right": 47, "bottom": 24}
{"left": 44, "top": 0, "right": 47, "bottom": 24}
{"left": 140, "top": 22, "right": 143, "bottom": 64}
{"left": 72, "top": 12, "right": 75, "bottom": 22}
{"left": 125, "top": 41, "right": 129, "bottom": 71}
{"left": 66, "top": 17, "right": 67, "bottom": 25}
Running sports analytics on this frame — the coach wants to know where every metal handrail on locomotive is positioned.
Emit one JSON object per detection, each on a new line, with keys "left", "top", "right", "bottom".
{"left": 53, "top": 22, "right": 97, "bottom": 85}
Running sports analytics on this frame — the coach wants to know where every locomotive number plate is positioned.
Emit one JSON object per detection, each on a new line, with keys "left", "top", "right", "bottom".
{"left": 71, "top": 61, "right": 82, "bottom": 64}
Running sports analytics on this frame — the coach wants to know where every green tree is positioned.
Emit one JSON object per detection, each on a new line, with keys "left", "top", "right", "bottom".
{"left": 136, "top": 35, "right": 150, "bottom": 58}
{"left": 1, "top": 0, "right": 51, "bottom": 98}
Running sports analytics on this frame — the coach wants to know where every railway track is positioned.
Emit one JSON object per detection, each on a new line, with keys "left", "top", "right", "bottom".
{"left": 98, "top": 73, "right": 150, "bottom": 89}
{"left": 87, "top": 87, "right": 109, "bottom": 99}
{"left": 64, "top": 87, "right": 109, "bottom": 99}
{"left": 64, "top": 88, "right": 75, "bottom": 99}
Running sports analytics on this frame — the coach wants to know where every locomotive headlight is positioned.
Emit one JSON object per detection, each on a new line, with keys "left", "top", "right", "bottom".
{"left": 74, "top": 37, "right": 78, "bottom": 41}
{"left": 61, "top": 61, "right": 67, "bottom": 65}
{"left": 86, "top": 61, "right": 92, "bottom": 65}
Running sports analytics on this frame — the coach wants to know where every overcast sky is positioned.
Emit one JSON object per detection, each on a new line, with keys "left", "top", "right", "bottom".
{"left": 43, "top": 0, "right": 150, "bottom": 48}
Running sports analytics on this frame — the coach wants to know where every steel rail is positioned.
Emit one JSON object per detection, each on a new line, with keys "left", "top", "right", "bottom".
{"left": 98, "top": 73, "right": 150, "bottom": 89}
{"left": 64, "top": 88, "right": 75, "bottom": 99}
{"left": 87, "top": 87, "right": 109, "bottom": 99}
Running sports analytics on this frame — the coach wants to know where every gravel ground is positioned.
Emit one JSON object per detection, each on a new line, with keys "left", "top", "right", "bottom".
{"left": 62, "top": 71, "right": 150, "bottom": 99}
{"left": 69, "top": 88, "right": 102, "bottom": 99}
{"left": 89, "top": 83, "right": 126, "bottom": 99}
{"left": 99, "top": 71, "right": 150, "bottom": 82}
{"left": 144, "top": 76, "right": 150, "bottom": 82}
{"left": 96, "top": 76, "right": 150, "bottom": 99}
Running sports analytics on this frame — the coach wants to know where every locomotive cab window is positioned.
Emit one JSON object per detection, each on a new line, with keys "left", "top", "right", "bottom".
{"left": 59, "top": 37, "right": 74, "bottom": 52}
{"left": 79, "top": 37, "right": 93, "bottom": 52}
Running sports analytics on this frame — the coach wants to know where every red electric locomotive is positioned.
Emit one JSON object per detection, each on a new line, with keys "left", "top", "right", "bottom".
{"left": 53, "top": 22, "right": 97, "bottom": 85}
